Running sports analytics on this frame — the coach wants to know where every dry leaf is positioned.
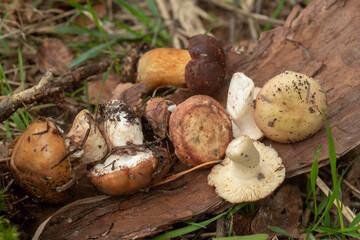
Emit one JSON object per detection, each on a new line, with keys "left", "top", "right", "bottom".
{"left": 36, "top": 38, "right": 74, "bottom": 75}
{"left": 88, "top": 74, "right": 119, "bottom": 105}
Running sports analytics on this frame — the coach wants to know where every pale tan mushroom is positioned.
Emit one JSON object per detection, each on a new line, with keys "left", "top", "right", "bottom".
{"left": 208, "top": 135, "right": 285, "bottom": 203}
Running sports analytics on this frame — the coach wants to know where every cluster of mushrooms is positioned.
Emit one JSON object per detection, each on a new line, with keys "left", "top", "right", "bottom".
{"left": 8, "top": 34, "right": 327, "bottom": 204}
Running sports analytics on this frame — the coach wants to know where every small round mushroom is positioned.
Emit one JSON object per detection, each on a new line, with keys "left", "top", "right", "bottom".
{"left": 9, "top": 119, "right": 73, "bottom": 203}
{"left": 208, "top": 135, "right": 286, "bottom": 203}
{"left": 227, "top": 72, "right": 263, "bottom": 140}
{"left": 65, "top": 109, "right": 108, "bottom": 169}
{"left": 253, "top": 71, "right": 327, "bottom": 143}
{"left": 101, "top": 100, "right": 144, "bottom": 149}
{"left": 90, "top": 147, "right": 158, "bottom": 195}
{"left": 137, "top": 48, "right": 191, "bottom": 91}
{"left": 169, "top": 95, "right": 233, "bottom": 166}
{"left": 185, "top": 34, "right": 226, "bottom": 96}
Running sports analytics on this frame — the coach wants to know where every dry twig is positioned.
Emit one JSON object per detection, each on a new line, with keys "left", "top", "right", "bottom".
{"left": 0, "top": 60, "right": 112, "bottom": 122}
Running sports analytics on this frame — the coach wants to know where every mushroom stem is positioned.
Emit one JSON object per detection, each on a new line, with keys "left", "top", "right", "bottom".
{"left": 225, "top": 135, "right": 261, "bottom": 179}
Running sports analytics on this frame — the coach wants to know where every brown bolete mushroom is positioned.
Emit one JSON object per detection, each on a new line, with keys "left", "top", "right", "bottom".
{"left": 253, "top": 71, "right": 327, "bottom": 143}
{"left": 169, "top": 95, "right": 233, "bottom": 166}
{"left": 208, "top": 135, "right": 286, "bottom": 203}
{"left": 185, "top": 34, "right": 226, "bottom": 96}
{"left": 137, "top": 48, "right": 191, "bottom": 91}
{"left": 9, "top": 119, "right": 74, "bottom": 203}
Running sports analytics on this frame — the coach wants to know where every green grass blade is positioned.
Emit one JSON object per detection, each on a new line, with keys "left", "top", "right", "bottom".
{"left": 349, "top": 212, "right": 360, "bottom": 228}
{"left": 86, "top": 0, "right": 112, "bottom": 52}
{"left": 4, "top": 121, "right": 12, "bottom": 140}
{"left": 10, "top": 112, "right": 26, "bottom": 130}
{"left": 84, "top": 80, "right": 91, "bottom": 112}
{"left": 323, "top": 110, "right": 337, "bottom": 186}
{"left": 145, "top": 0, "right": 160, "bottom": 17}
{"left": 183, "top": 221, "right": 207, "bottom": 229}
{"left": 93, "top": 60, "right": 114, "bottom": 114}
{"left": 17, "top": 47, "right": 25, "bottom": 91}
{"left": 263, "top": 0, "right": 285, "bottom": 31}
{"left": 310, "top": 146, "right": 321, "bottom": 222}
{"left": 226, "top": 202, "right": 250, "bottom": 219}
{"left": 267, "top": 226, "right": 294, "bottom": 240}
{"left": 113, "top": 0, "right": 152, "bottom": 26}
{"left": 213, "top": 234, "right": 269, "bottom": 240}
{"left": 151, "top": 212, "right": 228, "bottom": 240}
{"left": 69, "top": 40, "right": 116, "bottom": 68}
{"left": 0, "top": 63, "right": 13, "bottom": 95}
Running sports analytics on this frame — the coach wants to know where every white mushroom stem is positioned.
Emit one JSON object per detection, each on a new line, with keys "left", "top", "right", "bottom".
{"left": 227, "top": 72, "right": 263, "bottom": 140}
{"left": 225, "top": 135, "right": 262, "bottom": 180}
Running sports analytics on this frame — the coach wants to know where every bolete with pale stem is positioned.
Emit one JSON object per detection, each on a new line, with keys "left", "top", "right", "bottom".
{"left": 137, "top": 34, "right": 226, "bottom": 96}
{"left": 254, "top": 71, "right": 327, "bottom": 143}
{"left": 208, "top": 135, "right": 285, "bottom": 203}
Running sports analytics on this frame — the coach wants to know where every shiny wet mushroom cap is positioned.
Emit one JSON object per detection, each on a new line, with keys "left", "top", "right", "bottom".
{"left": 208, "top": 135, "right": 286, "bottom": 203}
{"left": 253, "top": 71, "right": 327, "bottom": 143}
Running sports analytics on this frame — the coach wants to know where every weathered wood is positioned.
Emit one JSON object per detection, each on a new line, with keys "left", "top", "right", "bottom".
{"left": 222, "top": 0, "right": 360, "bottom": 177}
{"left": 39, "top": 168, "right": 224, "bottom": 240}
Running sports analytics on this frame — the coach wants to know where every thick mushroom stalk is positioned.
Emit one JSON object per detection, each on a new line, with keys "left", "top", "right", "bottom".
{"left": 102, "top": 100, "right": 144, "bottom": 149}
{"left": 227, "top": 72, "right": 263, "bottom": 140}
{"left": 208, "top": 135, "right": 286, "bottom": 203}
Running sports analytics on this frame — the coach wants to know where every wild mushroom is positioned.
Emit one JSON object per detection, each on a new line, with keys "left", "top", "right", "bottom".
{"left": 90, "top": 100, "right": 169, "bottom": 195}
{"left": 137, "top": 48, "right": 191, "bottom": 91}
{"left": 65, "top": 109, "right": 108, "bottom": 170}
{"left": 9, "top": 119, "right": 74, "bottom": 203}
{"left": 185, "top": 34, "right": 226, "bottom": 96}
{"left": 136, "top": 34, "right": 226, "bottom": 96}
{"left": 169, "top": 95, "right": 233, "bottom": 166}
{"left": 101, "top": 99, "right": 144, "bottom": 149}
{"left": 208, "top": 135, "right": 286, "bottom": 203}
{"left": 253, "top": 71, "right": 327, "bottom": 143}
{"left": 227, "top": 72, "right": 263, "bottom": 140}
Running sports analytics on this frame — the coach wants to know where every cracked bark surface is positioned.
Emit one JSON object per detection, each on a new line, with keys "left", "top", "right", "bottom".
{"left": 36, "top": 0, "right": 360, "bottom": 239}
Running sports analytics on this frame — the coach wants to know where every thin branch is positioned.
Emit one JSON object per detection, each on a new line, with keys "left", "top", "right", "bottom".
{"left": 0, "top": 60, "right": 112, "bottom": 122}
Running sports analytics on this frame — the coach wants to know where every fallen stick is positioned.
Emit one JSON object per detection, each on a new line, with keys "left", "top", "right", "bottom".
{"left": 0, "top": 60, "right": 112, "bottom": 123}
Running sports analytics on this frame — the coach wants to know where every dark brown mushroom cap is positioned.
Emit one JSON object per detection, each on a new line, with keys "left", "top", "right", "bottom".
{"left": 169, "top": 95, "right": 233, "bottom": 166}
{"left": 185, "top": 34, "right": 226, "bottom": 96}
{"left": 10, "top": 119, "right": 73, "bottom": 203}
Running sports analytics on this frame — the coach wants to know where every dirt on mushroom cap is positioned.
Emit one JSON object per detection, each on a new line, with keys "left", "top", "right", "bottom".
{"left": 253, "top": 71, "right": 327, "bottom": 143}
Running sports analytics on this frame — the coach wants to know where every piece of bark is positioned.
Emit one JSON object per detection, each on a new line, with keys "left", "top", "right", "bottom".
{"left": 251, "top": 184, "right": 302, "bottom": 238}
{"left": 221, "top": 0, "right": 360, "bottom": 177}
{"left": 39, "top": 168, "right": 224, "bottom": 240}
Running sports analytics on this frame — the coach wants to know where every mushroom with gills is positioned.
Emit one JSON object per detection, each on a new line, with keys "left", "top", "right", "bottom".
{"left": 253, "top": 71, "right": 327, "bottom": 143}
{"left": 208, "top": 135, "right": 286, "bottom": 203}
{"left": 226, "top": 72, "right": 263, "bottom": 140}
{"left": 90, "top": 100, "right": 168, "bottom": 195}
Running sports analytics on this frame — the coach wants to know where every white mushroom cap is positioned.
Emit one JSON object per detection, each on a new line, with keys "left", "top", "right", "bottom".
{"left": 65, "top": 109, "right": 108, "bottom": 167}
{"left": 208, "top": 135, "right": 285, "bottom": 203}
{"left": 227, "top": 72, "right": 263, "bottom": 140}
{"left": 253, "top": 71, "right": 327, "bottom": 143}
{"left": 103, "top": 100, "right": 144, "bottom": 148}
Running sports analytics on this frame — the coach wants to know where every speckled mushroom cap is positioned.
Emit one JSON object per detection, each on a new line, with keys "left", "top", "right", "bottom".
{"left": 169, "top": 95, "right": 233, "bottom": 166}
{"left": 254, "top": 71, "right": 327, "bottom": 143}
{"left": 208, "top": 135, "right": 285, "bottom": 203}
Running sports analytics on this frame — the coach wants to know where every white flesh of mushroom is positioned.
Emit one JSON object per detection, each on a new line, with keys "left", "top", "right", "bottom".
{"left": 227, "top": 72, "right": 263, "bottom": 140}
{"left": 208, "top": 135, "right": 285, "bottom": 203}
{"left": 93, "top": 149, "right": 154, "bottom": 175}
{"left": 105, "top": 101, "right": 144, "bottom": 148}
